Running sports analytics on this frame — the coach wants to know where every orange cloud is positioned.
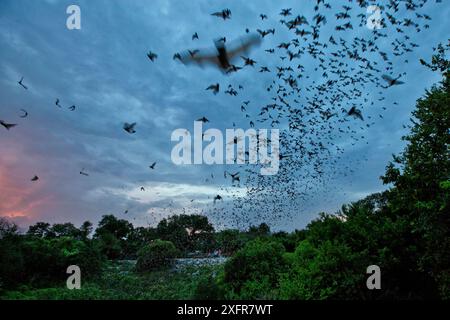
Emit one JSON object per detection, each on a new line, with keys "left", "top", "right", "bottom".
{"left": 0, "top": 165, "right": 52, "bottom": 225}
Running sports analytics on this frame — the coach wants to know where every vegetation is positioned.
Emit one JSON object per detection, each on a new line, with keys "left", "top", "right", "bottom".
{"left": 136, "top": 240, "right": 179, "bottom": 272}
{"left": 2, "top": 262, "right": 222, "bottom": 300}
{"left": 222, "top": 239, "right": 286, "bottom": 299}
{"left": 0, "top": 52, "right": 448, "bottom": 299}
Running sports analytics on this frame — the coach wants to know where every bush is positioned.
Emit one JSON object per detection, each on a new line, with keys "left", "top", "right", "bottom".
{"left": 222, "top": 239, "right": 286, "bottom": 299}
{"left": 0, "top": 237, "right": 25, "bottom": 290}
{"left": 0, "top": 235, "right": 104, "bottom": 290}
{"left": 279, "top": 240, "right": 366, "bottom": 300}
{"left": 135, "top": 240, "right": 179, "bottom": 272}
{"left": 215, "top": 229, "right": 247, "bottom": 255}
{"left": 193, "top": 274, "right": 222, "bottom": 300}
{"left": 22, "top": 237, "right": 104, "bottom": 286}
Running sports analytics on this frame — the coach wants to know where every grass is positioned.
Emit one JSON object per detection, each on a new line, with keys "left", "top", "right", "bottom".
{"left": 1, "top": 261, "right": 223, "bottom": 300}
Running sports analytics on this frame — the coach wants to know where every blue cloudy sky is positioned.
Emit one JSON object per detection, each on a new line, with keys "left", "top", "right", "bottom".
{"left": 0, "top": 0, "right": 448, "bottom": 231}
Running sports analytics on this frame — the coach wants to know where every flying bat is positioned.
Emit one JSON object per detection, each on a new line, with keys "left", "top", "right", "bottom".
{"left": 147, "top": 51, "right": 158, "bottom": 62}
{"left": 19, "top": 109, "right": 28, "bottom": 118}
{"left": 347, "top": 106, "right": 364, "bottom": 121}
{"left": 18, "top": 77, "right": 28, "bottom": 90}
{"left": 213, "top": 194, "right": 223, "bottom": 204}
{"left": 197, "top": 117, "right": 209, "bottom": 123}
{"left": 123, "top": 122, "right": 137, "bottom": 134}
{"left": 381, "top": 74, "right": 404, "bottom": 87}
{"left": 177, "top": 34, "right": 262, "bottom": 73}
{"left": 0, "top": 120, "right": 17, "bottom": 130}
{"left": 206, "top": 83, "right": 220, "bottom": 94}
{"left": 211, "top": 9, "right": 231, "bottom": 20}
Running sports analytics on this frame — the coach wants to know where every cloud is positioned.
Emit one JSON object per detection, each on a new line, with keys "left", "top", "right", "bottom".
{"left": 0, "top": 0, "right": 449, "bottom": 230}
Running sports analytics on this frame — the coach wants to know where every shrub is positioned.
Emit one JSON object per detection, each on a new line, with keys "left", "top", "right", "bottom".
{"left": 215, "top": 229, "right": 247, "bottom": 255}
{"left": 222, "top": 239, "right": 285, "bottom": 299}
{"left": 279, "top": 240, "right": 366, "bottom": 300}
{"left": 0, "top": 237, "right": 25, "bottom": 290}
{"left": 135, "top": 240, "right": 179, "bottom": 272}
{"left": 0, "top": 235, "right": 104, "bottom": 290}
{"left": 193, "top": 274, "right": 222, "bottom": 300}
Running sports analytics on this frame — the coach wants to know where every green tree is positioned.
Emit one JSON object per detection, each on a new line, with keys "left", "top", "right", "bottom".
{"left": 94, "top": 215, "right": 134, "bottom": 259}
{"left": 382, "top": 45, "right": 450, "bottom": 298}
{"left": 215, "top": 229, "right": 247, "bottom": 255}
{"left": 248, "top": 223, "right": 271, "bottom": 238}
{"left": 79, "top": 221, "right": 93, "bottom": 240}
{"left": 0, "top": 218, "right": 18, "bottom": 239}
{"left": 27, "top": 222, "right": 53, "bottom": 238}
{"left": 157, "top": 215, "right": 215, "bottom": 253}
{"left": 222, "top": 239, "right": 286, "bottom": 299}
{"left": 135, "top": 239, "right": 179, "bottom": 271}
{"left": 126, "top": 226, "right": 158, "bottom": 258}
{"left": 0, "top": 219, "right": 24, "bottom": 290}
{"left": 279, "top": 239, "right": 367, "bottom": 300}
{"left": 50, "top": 223, "right": 80, "bottom": 238}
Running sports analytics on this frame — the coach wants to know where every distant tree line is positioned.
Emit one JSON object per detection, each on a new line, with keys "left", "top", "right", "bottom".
{"left": 0, "top": 211, "right": 279, "bottom": 291}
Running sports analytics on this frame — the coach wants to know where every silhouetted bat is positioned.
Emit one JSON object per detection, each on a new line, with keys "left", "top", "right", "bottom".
{"left": 178, "top": 34, "right": 262, "bottom": 73}
{"left": 0, "top": 120, "right": 17, "bottom": 130}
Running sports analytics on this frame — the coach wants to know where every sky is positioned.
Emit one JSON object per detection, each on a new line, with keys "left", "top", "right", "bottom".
{"left": 0, "top": 0, "right": 448, "bottom": 231}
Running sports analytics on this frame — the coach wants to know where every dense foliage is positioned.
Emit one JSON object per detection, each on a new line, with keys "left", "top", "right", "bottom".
{"left": 222, "top": 239, "right": 286, "bottom": 299}
{"left": 0, "top": 220, "right": 103, "bottom": 290}
{"left": 136, "top": 240, "right": 179, "bottom": 271}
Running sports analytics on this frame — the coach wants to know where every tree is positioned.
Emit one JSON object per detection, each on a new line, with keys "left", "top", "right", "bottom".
{"left": 126, "top": 226, "right": 158, "bottom": 258}
{"left": 215, "top": 229, "right": 247, "bottom": 255}
{"left": 27, "top": 222, "right": 53, "bottom": 238}
{"left": 79, "top": 221, "right": 93, "bottom": 240}
{"left": 94, "top": 215, "right": 133, "bottom": 240}
{"left": 248, "top": 223, "right": 271, "bottom": 238}
{"left": 283, "top": 192, "right": 432, "bottom": 299}
{"left": 94, "top": 215, "right": 134, "bottom": 259}
{"left": 382, "top": 45, "right": 450, "bottom": 298}
{"left": 272, "top": 230, "right": 307, "bottom": 252}
{"left": 193, "top": 274, "right": 222, "bottom": 300}
{"left": 0, "top": 218, "right": 18, "bottom": 240}
{"left": 279, "top": 239, "right": 366, "bottom": 300}
{"left": 135, "top": 240, "right": 179, "bottom": 271}
{"left": 222, "top": 239, "right": 286, "bottom": 299}
{"left": 50, "top": 223, "right": 80, "bottom": 238}
{"left": 0, "top": 218, "right": 24, "bottom": 289}
{"left": 157, "top": 215, "right": 215, "bottom": 253}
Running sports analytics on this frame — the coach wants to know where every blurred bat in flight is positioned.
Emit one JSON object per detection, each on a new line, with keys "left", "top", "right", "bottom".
{"left": 177, "top": 34, "right": 262, "bottom": 73}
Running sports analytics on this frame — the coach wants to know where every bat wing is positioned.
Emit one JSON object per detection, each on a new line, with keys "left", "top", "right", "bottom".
{"left": 227, "top": 34, "right": 262, "bottom": 61}
{"left": 180, "top": 50, "right": 220, "bottom": 68}
{"left": 381, "top": 74, "right": 393, "bottom": 82}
